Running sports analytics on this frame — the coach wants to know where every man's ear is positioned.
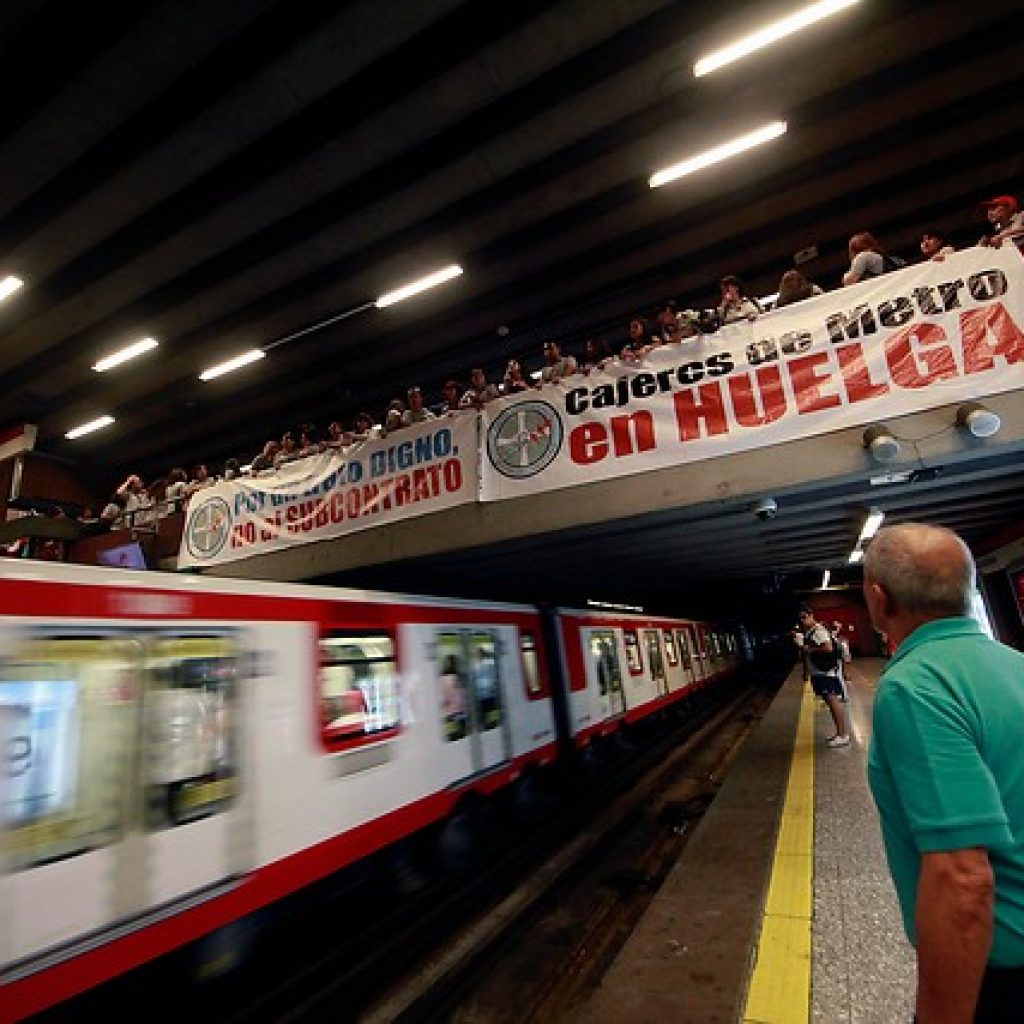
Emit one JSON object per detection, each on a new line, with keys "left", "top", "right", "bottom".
{"left": 866, "top": 581, "right": 893, "bottom": 621}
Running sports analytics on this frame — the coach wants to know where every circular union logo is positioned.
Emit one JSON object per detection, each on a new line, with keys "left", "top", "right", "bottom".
{"left": 486, "top": 400, "right": 563, "bottom": 479}
{"left": 185, "top": 497, "right": 232, "bottom": 560}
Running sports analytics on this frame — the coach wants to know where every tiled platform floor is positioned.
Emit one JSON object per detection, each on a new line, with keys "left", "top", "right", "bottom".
{"left": 582, "top": 659, "right": 917, "bottom": 1024}
{"left": 812, "top": 658, "right": 915, "bottom": 1024}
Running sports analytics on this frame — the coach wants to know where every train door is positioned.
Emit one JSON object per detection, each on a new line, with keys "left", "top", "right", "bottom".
{"left": 662, "top": 629, "right": 682, "bottom": 691}
{"left": 584, "top": 629, "right": 625, "bottom": 720}
{"left": 682, "top": 624, "right": 704, "bottom": 685}
{"left": 707, "top": 631, "right": 720, "bottom": 678}
{"left": 0, "top": 634, "right": 141, "bottom": 964}
{"left": 434, "top": 630, "right": 511, "bottom": 782}
{"left": 137, "top": 633, "right": 247, "bottom": 910}
{"left": 675, "top": 629, "right": 695, "bottom": 688}
{"left": 643, "top": 630, "right": 667, "bottom": 695}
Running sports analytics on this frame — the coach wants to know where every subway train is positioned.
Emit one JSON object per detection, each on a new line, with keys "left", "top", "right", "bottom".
{"left": 0, "top": 561, "right": 744, "bottom": 1019}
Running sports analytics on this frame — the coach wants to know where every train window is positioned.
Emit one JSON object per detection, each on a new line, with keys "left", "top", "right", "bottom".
{"left": 676, "top": 630, "right": 692, "bottom": 670}
{"left": 143, "top": 636, "right": 240, "bottom": 830}
{"left": 320, "top": 633, "right": 400, "bottom": 751}
{"left": 662, "top": 630, "right": 679, "bottom": 667}
{"left": 520, "top": 632, "right": 542, "bottom": 696}
{"left": 0, "top": 637, "right": 138, "bottom": 870}
{"left": 623, "top": 629, "right": 643, "bottom": 676}
{"left": 470, "top": 633, "right": 502, "bottom": 733}
{"left": 587, "top": 630, "right": 622, "bottom": 697}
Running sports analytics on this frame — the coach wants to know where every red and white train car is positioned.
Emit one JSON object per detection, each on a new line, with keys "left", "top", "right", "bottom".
{"left": 555, "top": 608, "right": 742, "bottom": 747}
{"left": 0, "top": 562, "right": 557, "bottom": 1020}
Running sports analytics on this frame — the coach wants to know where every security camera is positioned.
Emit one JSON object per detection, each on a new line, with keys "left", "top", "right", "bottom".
{"left": 752, "top": 497, "right": 778, "bottom": 521}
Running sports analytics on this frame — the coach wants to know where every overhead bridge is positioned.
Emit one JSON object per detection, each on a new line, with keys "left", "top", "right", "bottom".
{"left": 175, "top": 248, "right": 1024, "bottom": 593}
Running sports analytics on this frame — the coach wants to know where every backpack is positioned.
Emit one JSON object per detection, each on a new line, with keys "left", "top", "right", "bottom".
{"left": 806, "top": 637, "right": 840, "bottom": 674}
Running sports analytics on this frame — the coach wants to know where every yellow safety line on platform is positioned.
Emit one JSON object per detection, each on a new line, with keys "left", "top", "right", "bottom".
{"left": 742, "top": 684, "right": 815, "bottom": 1024}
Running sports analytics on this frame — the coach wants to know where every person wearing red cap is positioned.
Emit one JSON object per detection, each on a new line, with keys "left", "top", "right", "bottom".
{"left": 979, "top": 195, "right": 1023, "bottom": 248}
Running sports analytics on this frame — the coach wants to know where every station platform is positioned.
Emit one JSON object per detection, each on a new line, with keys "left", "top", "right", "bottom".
{"left": 581, "top": 658, "right": 915, "bottom": 1024}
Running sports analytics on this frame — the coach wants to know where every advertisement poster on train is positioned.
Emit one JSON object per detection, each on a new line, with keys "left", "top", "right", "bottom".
{"left": 480, "top": 246, "right": 1024, "bottom": 501}
{"left": 177, "top": 416, "right": 477, "bottom": 568}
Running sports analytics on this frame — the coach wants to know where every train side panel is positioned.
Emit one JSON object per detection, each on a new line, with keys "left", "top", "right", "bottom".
{"left": 0, "top": 570, "right": 559, "bottom": 1018}
{"left": 555, "top": 610, "right": 741, "bottom": 746}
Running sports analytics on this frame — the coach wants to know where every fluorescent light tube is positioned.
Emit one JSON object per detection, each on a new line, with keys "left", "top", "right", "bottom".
{"left": 0, "top": 275, "right": 24, "bottom": 302}
{"left": 92, "top": 336, "right": 159, "bottom": 372}
{"left": 199, "top": 349, "right": 265, "bottom": 381}
{"left": 650, "top": 121, "right": 787, "bottom": 188}
{"left": 374, "top": 264, "right": 463, "bottom": 308}
{"left": 694, "top": 0, "right": 862, "bottom": 77}
{"left": 821, "top": 569, "right": 831, "bottom": 589}
{"left": 848, "top": 549, "right": 864, "bottom": 565}
{"left": 66, "top": 415, "right": 115, "bottom": 440}
{"left": 858, "top": 509, "right": 885, "bottom": 544}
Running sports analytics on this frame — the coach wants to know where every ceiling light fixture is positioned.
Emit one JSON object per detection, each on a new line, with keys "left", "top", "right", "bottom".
{"left": 92, "top": 336, "right": 159, "bottom": 372}
{"left": 199, "top": 348, "right": 265, "bottom": 381}
{"left": 858, "top": 508, "right": 885, "bottom": 544}
{"left": 0, "top": 274, "right": 24, "bottom": 303}
{"left": 847, "top": 549, "right": 864, "bottom": 565}
{"left": 587, "top": 599, "right": 644, "bottom": 613}
{"left": 65, "top": 414, "right": 115, "bottom": 440}
{"left": 693, "top": 0, "right": 862, "bottom": 77}
{"left": 649, "top": 121, "right": 787, "bottom": 189}
{"left": 374, "top": 264, "right": 464, "bottom": 308}
{"left": 863, "top": 423, "right": 901, "bottom": 463}
{"left": 821, "top": 569, "right": 831, "bottom": 589}
{"left": 955, "top": 401, "right": 1002, "bottom": 439}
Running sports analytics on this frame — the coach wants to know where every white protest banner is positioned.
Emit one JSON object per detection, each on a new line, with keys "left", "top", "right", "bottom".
{"left": 178, "top": 416, "right": 477, "bottom": 568}
{"left": 481, "top": 246, "right": 1024, "bottom": 500}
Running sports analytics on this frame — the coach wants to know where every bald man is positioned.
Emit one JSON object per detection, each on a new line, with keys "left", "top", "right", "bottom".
{"left": 864, "top": 524, "right": 1024, "bottom": 1023}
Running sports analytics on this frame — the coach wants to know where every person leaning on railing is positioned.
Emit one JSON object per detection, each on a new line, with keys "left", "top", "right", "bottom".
{"left": 978, "top": 194, "right": 1024, "bottom": 249}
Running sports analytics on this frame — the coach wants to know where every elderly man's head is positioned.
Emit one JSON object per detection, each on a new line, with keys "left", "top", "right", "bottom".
{"left": 863, "top": 524, "right": 974, "bottom": 640}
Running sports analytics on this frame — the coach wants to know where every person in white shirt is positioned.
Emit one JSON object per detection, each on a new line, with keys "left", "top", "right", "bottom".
{"left": 717, "top": 275, "right": 762, "bottom": 324}
{"left": 842, "top": 232, "right": 904, "bottom": 286}
{"left": 539, "top": 341, "right": 577, "bottom": 384}
{"left": 402, "top": 386, "right": 436, "bottom": 426}
{"left": 460, "top": 368, "right": 501, "bottom": 409}
{"left": 978, "top": 194, "right": 1024, "bottom": 248}
{"left": 116, "top": 474, "right": 153, "bottom": 527}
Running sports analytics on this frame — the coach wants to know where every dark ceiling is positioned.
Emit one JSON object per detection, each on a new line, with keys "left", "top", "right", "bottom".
{"left": 3, "top": 0, "right": 1022, "bottom": 480}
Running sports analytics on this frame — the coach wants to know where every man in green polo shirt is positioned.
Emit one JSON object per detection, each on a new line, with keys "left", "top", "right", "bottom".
{"left": 864, "top": 523, "right": 1024, "bottom": 1022}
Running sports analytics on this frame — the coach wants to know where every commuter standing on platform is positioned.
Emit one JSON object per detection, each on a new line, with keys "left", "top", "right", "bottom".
{"left": 793, "top": 606, "right": 849, "bottom": 747}
{"left": 864, "top": 524, "right": 1024, "bottom": 1023}
{"left": 830, "top": 620, "right": 850, "bottom": 702}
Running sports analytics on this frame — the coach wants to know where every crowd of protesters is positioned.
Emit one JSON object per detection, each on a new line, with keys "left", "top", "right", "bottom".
{"left": 55, "top": 194, "right": 1024, "bottom": 533}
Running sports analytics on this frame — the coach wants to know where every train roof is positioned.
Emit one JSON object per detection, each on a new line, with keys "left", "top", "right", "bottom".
{"left": 0, "top": 558, "right": 539, "bottom": 617}
{"left": 553, "top": 606, "right": 728, "bottom": 627}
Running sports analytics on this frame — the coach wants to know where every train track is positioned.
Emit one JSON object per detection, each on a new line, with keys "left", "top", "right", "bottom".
{"left": 358, "top": 685, "right": 768, "bottom": 1023}
{"left": 221, "top": 682, "right": 770, "bottom": 1022}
